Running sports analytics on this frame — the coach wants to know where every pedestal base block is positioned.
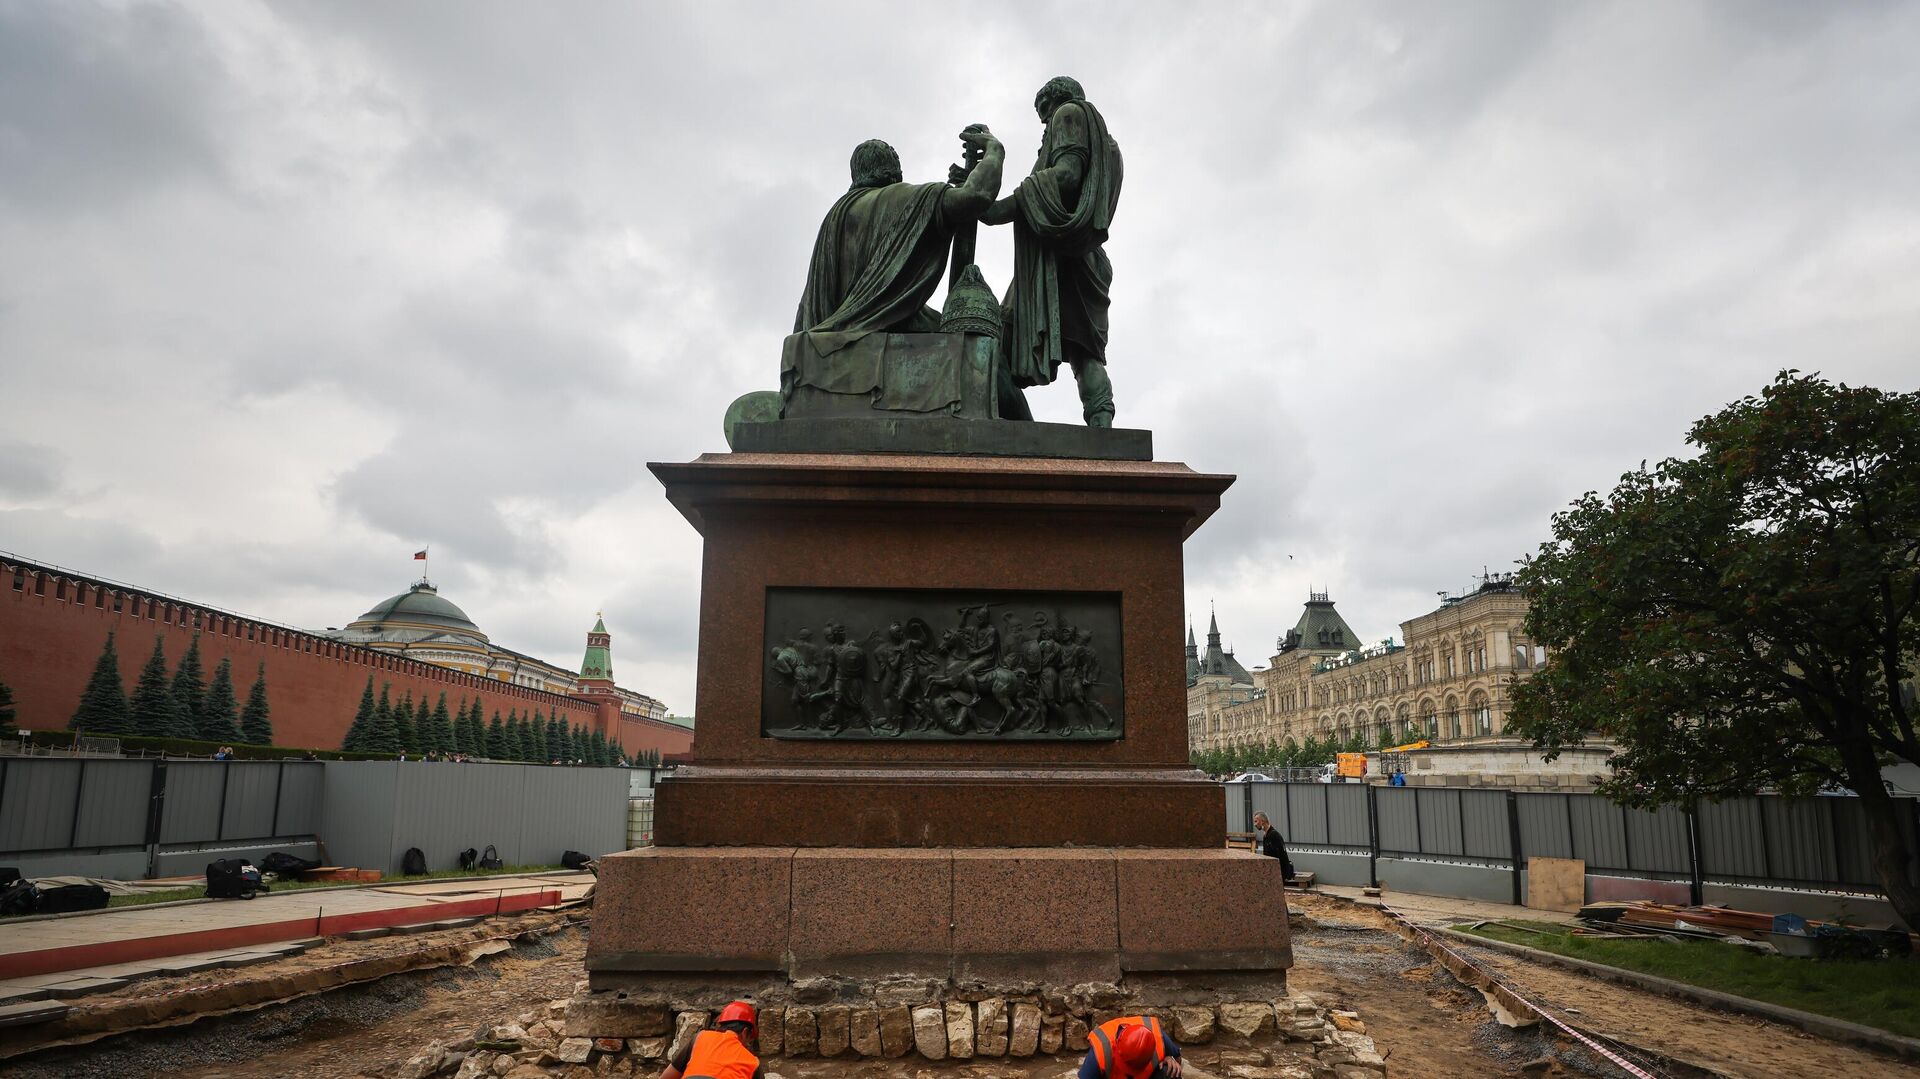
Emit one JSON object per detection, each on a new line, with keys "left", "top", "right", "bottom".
{"left": 586, "top": 846, "right": 1291, "bottom": 984}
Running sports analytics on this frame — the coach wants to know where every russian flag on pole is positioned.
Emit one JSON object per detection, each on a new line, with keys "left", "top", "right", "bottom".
{"left": 414, "top": 549, "right": 428, "bottom": 560}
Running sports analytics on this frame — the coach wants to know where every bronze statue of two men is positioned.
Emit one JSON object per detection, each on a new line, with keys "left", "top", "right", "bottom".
{"left": 793, "top": 76, "right": 1123, "bottom": 428}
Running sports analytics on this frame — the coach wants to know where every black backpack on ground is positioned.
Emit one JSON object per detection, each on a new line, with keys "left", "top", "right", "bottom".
{"left": 561, "top": 850, "right": 592, "bottom": 871}
{"left": 478, "top": 844, "right": 503, "bottom": 870}
{"left": 206, "top": 858, "right": 268, "bottom": 900}
{"left": 0, "top": 879, "right": 38, "bottom": 917}
{"left": 402, "top": 847, "right": 427, "bottom": 875}
{"left": 259, "top": 851, "right": 320, "bottom": 878}
{"left": 37, "top": 883, "right": 110, "bottom": 913}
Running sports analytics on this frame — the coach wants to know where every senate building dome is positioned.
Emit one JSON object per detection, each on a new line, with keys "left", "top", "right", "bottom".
{"left": 340, "top": 581, "right": 490, "bottom": 651}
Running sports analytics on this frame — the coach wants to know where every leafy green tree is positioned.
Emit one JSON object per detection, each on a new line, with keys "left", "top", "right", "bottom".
{"left": 199, "top": 658, "right": 242, "bottom": 743}
{"left": 70, "top": 631, "right": 131, "bottom": 734}
{"left": 486, "top": 711, "right": 506, "bottom": 758}
{"left": 344, "top": 677, "right": 376, "bottom": 751}
{"left": 240, "top": 663, "right": 273, "bottom": 745}
{"left": 129, "top": 635, "right": 186, "bottom": 737}
{"left": 1513, "top": 371, "right": 1920, "bottom": 929}
{"left": 170, "top": 634, "right": 208, "bottom": 736}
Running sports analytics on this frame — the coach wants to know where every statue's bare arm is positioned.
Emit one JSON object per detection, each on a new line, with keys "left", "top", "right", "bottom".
{"left": 942, "top": 127, "right": 1005, "bottom": 224}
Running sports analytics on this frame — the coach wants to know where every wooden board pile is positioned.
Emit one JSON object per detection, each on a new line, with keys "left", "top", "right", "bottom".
{"left": 1575, "top": 901, "right": 1914, "bottom": 958}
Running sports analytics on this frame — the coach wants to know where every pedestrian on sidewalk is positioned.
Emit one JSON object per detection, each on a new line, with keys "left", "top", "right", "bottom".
{"left": 1252, "top": 811, "right": 1295, "bottom": 882}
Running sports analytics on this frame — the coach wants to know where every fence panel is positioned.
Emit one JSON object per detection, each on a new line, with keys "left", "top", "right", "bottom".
{"left": 219, "top": 762, "right": 284, "bottom": 841}
{"left": 1567, "top": 795, "right": 1629, "bottom": 871}
{"left": 1327, "top": 785, "right": 1371, "bottom": 848}
{"left": 1696, "top": 798, "right": 1766, "bottom": 879}
{"left": 1249, "top": 783, "right": 1286, "bottom": 837}
{"left": 1515, "top": 793, "right": 1573, "bottom": 859}
{"left": 1460, "top": 790, "right": 1512, "bottom": 861}
{"left": 1414, "top": 789, "right": 1464, "bottom": 856}
{"left": 1374, "top": 787, "right": 1418, "bottom": 853}
{"left": 0, "top": 759, "right": 84, "bottom": 852}
{"left": 159, "top": 762, "right": 226, "bottom": 844}
{"left": 1763, "top": 799, "right": 1838, "bottom": 885}
{"left": 1625, "top": 805, "right": 1692, "bottom": 874}
{"left": 71, "top": 759, "right": 152, "bottom": 848}
{"left": 274, "top": 763, "right": 324, "bottom": 835}
{"left": 1285, "top": 784, "right": 1330, "bottom": 846}
{"left": 1826, "top": 798, "right": 1882, "bottom": 889}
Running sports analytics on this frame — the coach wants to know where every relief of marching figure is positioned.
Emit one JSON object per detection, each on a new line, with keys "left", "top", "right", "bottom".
{"left": 765, "top": 595, "right": 1122, "bottom": 740}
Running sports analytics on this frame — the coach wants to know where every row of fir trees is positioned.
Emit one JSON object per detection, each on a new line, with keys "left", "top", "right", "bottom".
{"left": 69, "top": 631, "right": 273, "bottom": 744}
{"left": 1190, "top": 729, "right": 1390, "bottom": 779}
{"left": 339, "top": 678, "right": 629, "bottom": 765}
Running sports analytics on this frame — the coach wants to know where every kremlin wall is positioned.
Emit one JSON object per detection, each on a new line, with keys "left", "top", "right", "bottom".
{"left": 0, "top": 555, "right": 693, "bottom": 758}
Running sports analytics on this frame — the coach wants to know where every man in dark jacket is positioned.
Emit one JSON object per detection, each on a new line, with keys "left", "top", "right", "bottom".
{"left": 1253, "top": 811, "right": 1294, "bottom": 882}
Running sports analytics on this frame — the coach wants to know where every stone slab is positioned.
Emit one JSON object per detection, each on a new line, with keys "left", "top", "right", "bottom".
{"left": 656, "top": 770, "right": 1222, "bottom": 848}
{"left": 44, "top": 976, "right": 129, "bottom": 998}
{"left": 343, "top": 928, "right": 393, "bottom": 941}
{"left": 732, "top": 418, "right": 1151, "bottom": 462}
{"left": 951, "top": 849, "right": 1120, "bottom": 984}
{"left": 790, "top": 850, "right": 952, "bottom": 977}
{"left": 586, "top": 847, "right": 792, "bottom": 972}
{"left": 150, "top": 957, "right": 228, "bottom": 976}
{"left": 1115, "top": 849, "right": 1293, "bottom": 972}
{"left": 0, "top": 985, "right": 51, "bottom": 1003}
{"left": 587, "top": 846, "right": 1291, "bottom": 982}
{"left": 0, "top": 999, "right": 69, "bottom": 1028}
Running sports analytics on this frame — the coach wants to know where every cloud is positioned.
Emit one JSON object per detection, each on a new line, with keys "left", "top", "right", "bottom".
{"left": 4, "top": 1, "right": 1918, "bottom": 715}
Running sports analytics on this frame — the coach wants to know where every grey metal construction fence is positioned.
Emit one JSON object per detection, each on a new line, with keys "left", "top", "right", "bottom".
{"left": 1227, "top": 781, "right": 1920, "bottom": 903}
{"left": 0, "top": 756, "right": 629, "bottom": 880}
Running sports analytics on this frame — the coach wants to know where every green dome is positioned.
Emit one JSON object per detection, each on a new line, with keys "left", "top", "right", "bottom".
{"left": 344, "top": 581, "right": 489, "bottom": 646}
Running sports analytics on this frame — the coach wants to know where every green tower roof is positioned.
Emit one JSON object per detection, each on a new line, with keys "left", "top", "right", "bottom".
{"left": 580, "top": 614, "right": 612, "bottom": 680}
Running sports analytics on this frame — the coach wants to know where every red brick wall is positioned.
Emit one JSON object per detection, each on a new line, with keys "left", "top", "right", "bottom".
{"left": 0, "top": 559, "right": 693, "bottom": 757}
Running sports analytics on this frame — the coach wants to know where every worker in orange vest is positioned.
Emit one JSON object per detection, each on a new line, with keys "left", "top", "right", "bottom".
{"left": 661, "top": 1000, "right": 765, "bottom": 1079}
{"left": 1080, "top": 1014, "right": 1184, "bottom": 1078}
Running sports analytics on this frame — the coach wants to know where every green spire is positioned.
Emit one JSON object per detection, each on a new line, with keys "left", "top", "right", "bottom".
{"left": 580, "top": 612, "right": 613, "bottom": 681}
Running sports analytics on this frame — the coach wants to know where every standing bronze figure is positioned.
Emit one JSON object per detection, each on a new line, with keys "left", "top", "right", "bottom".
{"left": 981, "top": 76, "right": 1123, "bottom": 427}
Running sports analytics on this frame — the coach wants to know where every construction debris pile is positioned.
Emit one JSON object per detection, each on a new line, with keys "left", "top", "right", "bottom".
{"left": 1575, "top": 902, "right": 1914, "bottom": 959}
{"left": 392, "top": 989, "right": 1387, "bottom": 1078}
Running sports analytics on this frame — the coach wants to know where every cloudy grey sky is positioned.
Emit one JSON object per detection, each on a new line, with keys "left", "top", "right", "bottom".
{"left": 3, "top": 1, "right": 1916, "bottom": 711}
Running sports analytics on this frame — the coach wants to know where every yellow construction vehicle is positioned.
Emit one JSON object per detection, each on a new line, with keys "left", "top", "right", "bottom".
{"left": 1384, "top": 739, "right": 1430, "bottom": 754}
{"left": 1335, "top": 752, "right": 1368, "bottom": 779}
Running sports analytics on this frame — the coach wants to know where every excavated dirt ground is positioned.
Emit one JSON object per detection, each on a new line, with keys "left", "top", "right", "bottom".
{"left": 8, "top": 897, "right": 1914, "bottom": 1078}
{"left": 1291, "top": 893, "right": 1920, "bottom": 1079}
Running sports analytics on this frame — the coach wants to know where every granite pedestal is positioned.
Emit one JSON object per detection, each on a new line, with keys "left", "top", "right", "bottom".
{"left": 587, "top": 450, "right": 1291, "bottom": 987}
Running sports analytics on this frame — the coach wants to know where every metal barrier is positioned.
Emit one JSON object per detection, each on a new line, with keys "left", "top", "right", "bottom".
{"left": 1227, "top": 780, "right": 1920, "bottom": 902}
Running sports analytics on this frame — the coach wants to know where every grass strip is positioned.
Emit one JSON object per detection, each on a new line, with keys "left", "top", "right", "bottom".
{"left": 1457, "top": 919, "right": 1920, "bottom": 1040}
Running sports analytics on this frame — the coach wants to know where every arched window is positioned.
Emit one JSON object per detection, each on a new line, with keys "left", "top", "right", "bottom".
{"left": 1470, "top": 690, "right": 1493, "bottom": 736}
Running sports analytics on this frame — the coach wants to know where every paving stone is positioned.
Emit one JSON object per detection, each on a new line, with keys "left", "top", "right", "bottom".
{"left": 0, "top": 986, "right": 52, "bottom": 1004}
{"left": 44, "top": 977, "right": 130, "bottom": 998}
{"left": 151, "top": 957, "right": 228, "bottom": 976}
{"left": 0, "top": 1000, "right": 70, "bottom": 1028}
{"left": 213, "top": 952, "right": 274, "bottom": 969}
{"left": 344, "top": 927, "right": 394, "bottom": 940}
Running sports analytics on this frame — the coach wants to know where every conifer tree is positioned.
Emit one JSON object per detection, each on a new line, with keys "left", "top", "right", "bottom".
{"left": 129, "top": 635, "right": 180, "bottom": 737}
{"left": 466, "top": 699, "right": 487, "bottom": 753}
{"left": 394, "top": 691, "right": 417, "bottom": 754}
{"left": 486, "top": 711, "right": 506, "bottom": 758}
{"left": 170, "top": 634, "right": 208, "bottom": 737}
{"left": 593, "top": 728, "right": 613, "bottom": 766}
{"left": 70, "top": 631, "right": 131, "bottom": 734}
{"left": 447, "top": 697, "right": 465, "bottom": 753}
{"left": 344, "top": 677, "right": 376, "bottom": 751}
{"left": 0, "top": 673, "right": 15, "bottom": 741}
{"left": 511, "top": 711, "right": 533, "bottom": 761}
{"left": 240, "top": 663, "right": 273, "bottom": 745}
{"left": 427, "top": 693, "right": 452, "bottom": 755}
{"left": 546, "top": 715, "right": 564, "bottom": 761}
{"left": 529, "top": 710, "right": 552, "bottom": 760}
{"left": 369, "top": 683, "right": 399, "bottom": 753}
{"left": 612, "top": 737, "right": 626, "bottom": 766}
{"left": 199, "top": 658, "right": 242, "bottom": 743}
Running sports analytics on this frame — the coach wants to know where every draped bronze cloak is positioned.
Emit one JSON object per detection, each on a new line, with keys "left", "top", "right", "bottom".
{"left": 1001, "top": 99, "right": 1123, "bottom": 388}
{"left": 793, "top": 181, "right": 952, "bottom": 357}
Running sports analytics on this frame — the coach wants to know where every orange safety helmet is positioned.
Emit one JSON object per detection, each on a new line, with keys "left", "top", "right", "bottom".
{"left": 716, "top": 1000, "right": 757, "bottom": 1038}
{"left": 1112, "top": 1023, "right": 1160, "bottom": 1079}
